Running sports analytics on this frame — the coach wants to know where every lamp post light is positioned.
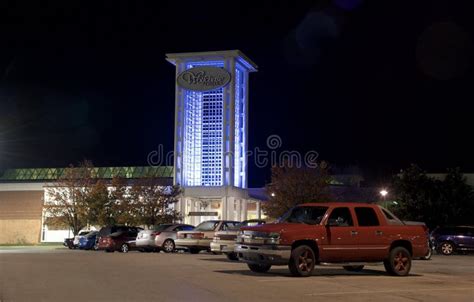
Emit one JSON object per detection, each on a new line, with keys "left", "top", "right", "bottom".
{"left": 380, "top": 189, "right": 388, "bottom": 207}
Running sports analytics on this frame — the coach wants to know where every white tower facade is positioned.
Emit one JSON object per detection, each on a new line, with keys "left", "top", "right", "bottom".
{"left": 166, "top": 50, "right": 258, "bottom": 224}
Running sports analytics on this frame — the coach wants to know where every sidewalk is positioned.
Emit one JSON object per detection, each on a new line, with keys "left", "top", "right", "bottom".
{"left": 0, "top": 243, "right": 66, "bottom": 252}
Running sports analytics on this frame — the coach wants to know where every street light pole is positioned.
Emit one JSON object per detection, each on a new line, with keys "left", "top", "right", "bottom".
{"left": 380, "top": 189, "right": 388, "bottom": 207}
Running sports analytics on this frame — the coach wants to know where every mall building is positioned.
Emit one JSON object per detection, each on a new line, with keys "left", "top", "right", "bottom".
{"left": 0, "top": 50, "right": 266, "bottom": 244}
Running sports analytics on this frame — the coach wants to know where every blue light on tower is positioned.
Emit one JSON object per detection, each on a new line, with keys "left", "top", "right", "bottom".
{"left": 166, "top": 50, "right": 257, "bottom": 189}
{"left": 184, "top": 61, "right": 224, "bottom": 186}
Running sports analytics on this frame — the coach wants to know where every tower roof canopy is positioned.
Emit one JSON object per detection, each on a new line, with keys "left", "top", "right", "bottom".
{"left": 166, "top": 50, "right": 257, "bottom": 72}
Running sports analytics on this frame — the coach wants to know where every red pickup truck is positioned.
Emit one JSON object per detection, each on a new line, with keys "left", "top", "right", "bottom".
{"left": 235, "top": 202, "right": 428, "bottom": 277}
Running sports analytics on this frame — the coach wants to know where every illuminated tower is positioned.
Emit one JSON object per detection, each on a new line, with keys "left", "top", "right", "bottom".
{"left": 166, "top": 50, "right": 258, "bottom": 224}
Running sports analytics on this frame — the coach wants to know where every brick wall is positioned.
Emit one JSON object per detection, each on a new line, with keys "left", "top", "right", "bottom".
{"left": 0, "top": 191, "right": 44, "bottom": 244}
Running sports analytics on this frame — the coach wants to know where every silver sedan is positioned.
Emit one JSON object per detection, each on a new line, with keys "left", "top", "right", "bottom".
{"left": 136, "top": 224, "right": 194, "bottom": 253}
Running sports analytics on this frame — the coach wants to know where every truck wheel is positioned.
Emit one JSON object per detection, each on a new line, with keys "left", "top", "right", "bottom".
{"left": 343, "top": 265, "right": 364, "bottom": 272}
{"left": 439, "top": 241, "right": 455, "bottom": 255}
{"left": 189, "top": 248, "right": 200, "bottom": 254}
{"left": 384, "top": 246, "right": 411, "bottom": 276}
{"left": 247, "top": 263, "right": 271, "bottom": 273}
{"left": 226, "top": 252, "right": 239, "bottom": 261}
{"left": 289, "top": 245, "right": 316, "bottom": 277}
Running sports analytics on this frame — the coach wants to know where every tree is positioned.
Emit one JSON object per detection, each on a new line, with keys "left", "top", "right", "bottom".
{"left": 392, "top": 165, "right": 474, "bottom": 228}
{"left": 438, "top": 168, "right": 474, "bottom": 226}
{"left": 87, "top": 180, "right": 111, "bottom": 226}
{"left": 391, "top": 165, "right": 439, "bottom": 227}
{"left": 263, "top": 163, "right": 332, "bottom": 219}
{"left": 130, "top": 178, "right": 182, "bottom": 228}
{"left": 108, "top": 176, "right": 136, "bottom": 225}
{"left": 43, "top": 160, "right": 97, "bottom": 235}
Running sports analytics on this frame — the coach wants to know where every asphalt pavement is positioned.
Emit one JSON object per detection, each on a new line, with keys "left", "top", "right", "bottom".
{"left": 0, "top": 247, "right": 473, "bottom": 302}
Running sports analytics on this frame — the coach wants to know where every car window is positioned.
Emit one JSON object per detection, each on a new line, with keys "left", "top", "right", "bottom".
{"left": 459, "top": 227, "right": 474, "bottom": 236}
{"left": 127, "top": 227, "right": 138, "bottom": 237}
{"left": 154, "top": 224, "right": 173, "bottom": 231}
{"left": 281, "top": 206, "right": 328, "bottom": 225}
{"left": 194, "top": 221, "right": 219, "bottom": 231}
{"left": 244, "top": 221, "right": 265, "bottom": 227}
{"left": 436, "top": 227, "right": 457, "bottom": 235}
{"left": 181, "top": 225, "right": 194, "bottom": 231}
{"left": 328, "top": 207, "right": 353, "bottom": 226}
{"left": 86, "top": 232, "right": 98, "bottom": 238}
{"left": 173, "top": 225, "right": 188, "bottom": 231}
{"left": 113, "top": 226, "right": 125, "bottom": 233}
{"left": 221, "top": 222, "right": 240, "bottom": 231}
{"left": 174, "top": 225, "right": 195, "bottom": 231}
{"left": 355, "top": 207, "right": 380, "bottom": 226}
{"left": 99, "top": 227, "right": 111, "bottom": 237}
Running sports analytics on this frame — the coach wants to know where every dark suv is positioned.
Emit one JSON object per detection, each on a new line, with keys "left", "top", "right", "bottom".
{"left": 431, "top": 226, "right": 474, "bottom": 255}
{"left": 97, "top": 226, "right": 143, "bottom": 253}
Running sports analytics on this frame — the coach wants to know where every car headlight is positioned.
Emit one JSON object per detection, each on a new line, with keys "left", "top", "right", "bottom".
{"left": 264, "top": 232, "right": 280, "bottom": 244}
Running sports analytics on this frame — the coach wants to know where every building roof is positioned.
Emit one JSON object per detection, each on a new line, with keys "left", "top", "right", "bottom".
{"left": 427, "top": 173, "right": 474, "bottom": 187}
{"left": 248, "top": 186, "right": 380, "bottom": 204}
{"left": 166, "top": 50, "right": 258, "bottom": 72}
{"left": 248, "top": 187, "right": 269, "bottom": 201}
{"left": 0, "top": 166, "right": 174, "bottom": 182}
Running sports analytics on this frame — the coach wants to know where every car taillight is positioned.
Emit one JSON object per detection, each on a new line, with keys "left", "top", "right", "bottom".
{"left": 151, "top": 232, "right": 161, "bottom": 237}
{"left": 178, "top": 233, "right": 185, "bottom": 239}
{"left": 193, "top": 233, "right": 204, "bottom": 239}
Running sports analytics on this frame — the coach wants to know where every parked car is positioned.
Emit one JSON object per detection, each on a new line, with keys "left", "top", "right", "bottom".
{"left": 63, "top": 238, "right": 75, "bottom": 249}
{"left": 136, "top": 224, "right": 194, "bottom": 253}
{"left": 431, "top": 226, "right": 474, "bottom": 255}
{"left": 235, "top": 203, "right": 428, "bottom": 277}
{"left": 176, "top": 220, "right": 240, "bottom": 254}
{"left": 73, "top": 230, "right": 93, "bottom": 247}
{"left": 211, "top": 219, "right": 266, "bottom": 260}
{"left": 97, "top": 226, "right": 143, "bottom": 253}
{"left": 78, "top": 231, "right": 99, "bottom": 250}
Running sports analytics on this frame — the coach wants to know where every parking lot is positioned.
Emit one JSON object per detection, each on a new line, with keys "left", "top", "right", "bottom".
{"left": 0, "top": 248, "right": 473, "bottom": 302}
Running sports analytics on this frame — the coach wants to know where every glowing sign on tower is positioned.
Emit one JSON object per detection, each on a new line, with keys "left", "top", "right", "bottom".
{"left": 166, "top": 50, "right": 257, "bottom": 188}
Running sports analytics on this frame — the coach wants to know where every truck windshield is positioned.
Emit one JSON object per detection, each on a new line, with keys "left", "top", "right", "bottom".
{"left": 279, "top": 206, "right": 328, "bottom": 225}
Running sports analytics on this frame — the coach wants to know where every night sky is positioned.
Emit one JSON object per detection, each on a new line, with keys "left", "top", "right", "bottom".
{"left": 0, "top": 0, "right": 473, "bottom": 187}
